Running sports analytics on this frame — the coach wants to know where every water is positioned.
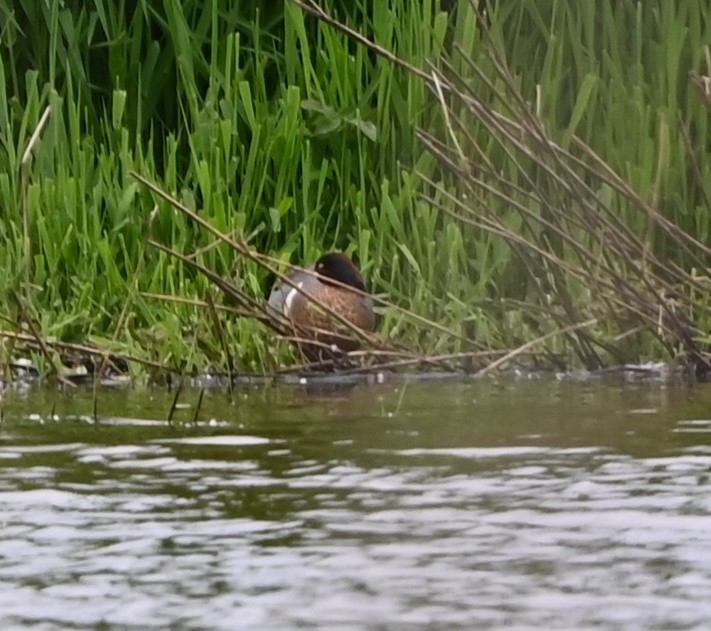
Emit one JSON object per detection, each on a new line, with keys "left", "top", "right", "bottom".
{"left": 1, "top": 377, "right": 711, "bottom": 630}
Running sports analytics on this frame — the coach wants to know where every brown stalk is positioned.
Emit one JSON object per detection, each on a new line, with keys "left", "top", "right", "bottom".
{"left": 0, "top": 330, "right": 176, "bottom": 375}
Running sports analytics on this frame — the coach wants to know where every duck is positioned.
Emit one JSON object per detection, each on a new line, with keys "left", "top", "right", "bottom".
{"left": 267, "top": 252, "right": 376, "bottom": 360}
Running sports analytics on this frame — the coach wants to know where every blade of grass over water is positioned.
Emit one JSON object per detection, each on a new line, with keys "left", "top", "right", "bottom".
{"left": 1, "top": 0, "right": 711, "bottom": 380}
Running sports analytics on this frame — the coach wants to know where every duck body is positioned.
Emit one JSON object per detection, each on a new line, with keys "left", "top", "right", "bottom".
{"left": 268, "top": 253, "right": 375, "bottom": 359}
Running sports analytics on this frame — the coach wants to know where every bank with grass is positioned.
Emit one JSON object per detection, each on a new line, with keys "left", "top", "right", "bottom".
{"left": 2, "top": 0, "right": 711, "bottom": 379}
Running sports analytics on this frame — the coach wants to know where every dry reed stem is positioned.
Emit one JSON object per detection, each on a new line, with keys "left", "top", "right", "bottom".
{"left": 0, "top": 330, "right": 169, "bottom": 375}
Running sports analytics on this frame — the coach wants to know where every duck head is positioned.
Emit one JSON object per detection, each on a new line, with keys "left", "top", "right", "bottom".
{"left": 313, "top": 252, "right": 367, "bottom": 292}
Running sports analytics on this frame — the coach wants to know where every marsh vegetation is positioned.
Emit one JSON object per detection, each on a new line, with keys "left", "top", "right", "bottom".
{"left": 2, "top": 0, "right": 711, "bottom": 380}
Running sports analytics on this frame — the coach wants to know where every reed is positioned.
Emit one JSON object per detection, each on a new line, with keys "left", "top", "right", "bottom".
{"left": 1, "top": 0, "right": 710, "bottom": 377}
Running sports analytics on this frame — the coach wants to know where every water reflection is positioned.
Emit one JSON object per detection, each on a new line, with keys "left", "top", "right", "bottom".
{"left": 0, "top": 379, "right": 710, "bottom": 629}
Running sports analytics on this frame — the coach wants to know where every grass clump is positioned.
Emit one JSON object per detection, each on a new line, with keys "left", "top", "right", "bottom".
{"left": 1, "top": 0, "right": 711, "bottom": 380}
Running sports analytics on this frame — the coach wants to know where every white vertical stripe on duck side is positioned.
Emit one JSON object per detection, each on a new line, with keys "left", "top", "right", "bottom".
{"left": 283, "top": 281, "right": 304, "bottom": 316}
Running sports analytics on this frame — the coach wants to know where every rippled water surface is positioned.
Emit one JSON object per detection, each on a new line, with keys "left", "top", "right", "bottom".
{"left": 1, "top": 377, "right": 711, "bottom": 630}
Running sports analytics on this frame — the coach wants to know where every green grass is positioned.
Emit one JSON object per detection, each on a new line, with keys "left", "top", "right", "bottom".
{"left": 1, "top": 0, "right": 711, "bottom": 377}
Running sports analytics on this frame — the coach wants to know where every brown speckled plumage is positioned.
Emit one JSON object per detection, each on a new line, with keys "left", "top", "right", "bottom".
{"left": 268, "top": 253, "right": 375, "bottom": 360}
